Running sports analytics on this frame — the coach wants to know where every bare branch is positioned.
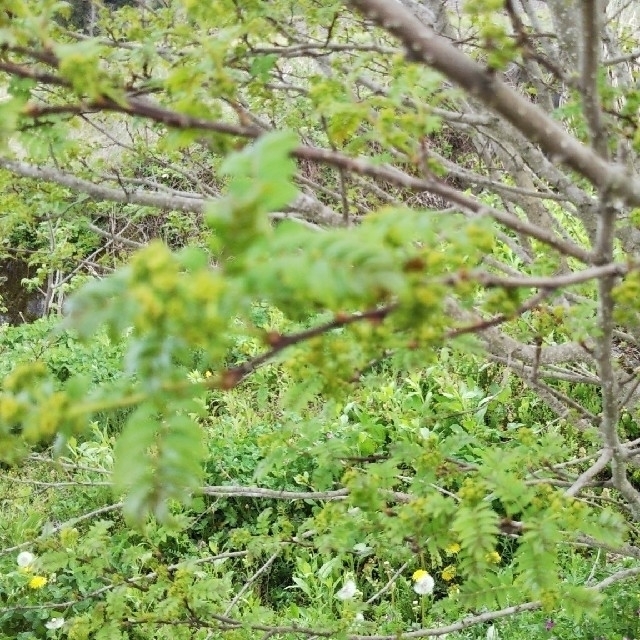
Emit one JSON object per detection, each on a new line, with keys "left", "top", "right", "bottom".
{"left": 565, "top": 449, "right": 612, "bottom": 497}
{"left": 581, "top": 1, "right": 608, "bottom": 156}
{"left": 224, "top": 550, "right": 280, "bottom": 616}
{"left": 346, "top": 0, "right": 640, "bottom": 205}
{"left": 0, "top": 503, "right": 123, "bottom": 557}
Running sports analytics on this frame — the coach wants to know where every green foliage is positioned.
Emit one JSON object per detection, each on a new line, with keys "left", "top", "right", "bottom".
{"left": 113, "top": 403, "right": 206, "bottom": 526}
{"left": 0, "top": 336, "right": 630, "bottom": 638}
{"left": 0, "top": 314, "right": 633, "bottom": 638}
{"left": 0, "top": 1, "right": 639, "bottom": 638}
{"left": 463, "top": 0, "right": 520, "bottom": 69}
{"left": 210, "top": 130, "right": 300, "bottom": 257}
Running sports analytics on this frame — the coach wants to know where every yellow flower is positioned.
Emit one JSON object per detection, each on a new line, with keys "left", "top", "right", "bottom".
{"left": 204, "top": 370, "right": 212, "bottom": 378}
{"left": 445, "top": 542, "right": 461, "bottom": 555}
{"left": 28, "top": 576, "right": 47, "bottom": 589}
{"left": 486, "top": 551, "right": 501, "bottom": 564}
{"left": 441, "top": 565, "right": 457, "bottom": 581}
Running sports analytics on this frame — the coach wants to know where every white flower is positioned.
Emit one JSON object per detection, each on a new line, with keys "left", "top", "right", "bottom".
{"left": 17, "top": 551, "right": 35, "bottom": 568}
{"left": 336, "top": 579, "right": 358, "bottom": 600}
{"left": 353, "top": 542, "right": 373, "bottom": 555}
{"left": 486, "top": 625, "right": 498, "bottom": 640}
{"left": 354, "top": 612, "right": 365, "bottom": 622}
{"left": 45, "top": 617, "right": 65, "bottom": 630}
{"left": 419, "top": 427, "right": 432, "bottom": 439}
{"left": 412, "top": 570, "right": 435, "bottom": 595}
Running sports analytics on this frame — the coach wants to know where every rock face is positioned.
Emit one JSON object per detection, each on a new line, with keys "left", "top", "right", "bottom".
{"left": 0, "top": 260, "right": 45, "bottom": 325}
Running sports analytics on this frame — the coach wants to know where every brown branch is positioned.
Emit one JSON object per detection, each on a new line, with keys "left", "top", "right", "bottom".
{"left": 216, "top": 305, "right": 396, "bottom": 389}
{"left": 447, "top": 289, "right": 552, "bottom": 339}
{"left": 0, "top": 59, "right": 68, "bottom": 87}
{"left": 345, "top": 0, "right": 640, "bottom": 205}
{"left": 201, "top": 484, "right": 412, "bottom": 503}
{"left": 565, "top": 449, "right": 612, "bottom": 498}
{"left": 445, "top": 262, "right": 629, "bottom": 291}
{"left": 581, "top": 0, "right": 607, "bottom": 157}
{"left": 202, "top": 486, "right": 350, "bottom": 500}
{"left": 18, "top": 98, "right": 594, "bottom": 262}
{"left": 249, "top": 43, "right": 399, "bottom": 57}
{"left": 0, "top": 502, "right": 123, "bottom": 557}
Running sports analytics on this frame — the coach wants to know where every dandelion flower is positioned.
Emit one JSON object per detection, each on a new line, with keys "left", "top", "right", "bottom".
{"left": 486, "top": 551, "right": 501, "bottom": 564}
{"left": 45, "top": 618, "right": 65, "bottom": 630}
{"left": 336, "top": 579, "right": 358, "bottom": 600}
{"left": 28, "top": 576, "right": 47, "bottom": 589}
{"left": 445, "top": 542, "right": 461, "bottom": 555}
{"left": 441, "top": 565, "right": 457, "bottom": 581}
{"left": 17, "top": 551, "right": 35, "bottom": 569}
{"left": 412, "top": 569, "right": 434, "bottom": 595}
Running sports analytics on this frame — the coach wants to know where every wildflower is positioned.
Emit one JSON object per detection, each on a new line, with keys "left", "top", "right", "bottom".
{"left": 353, "top": 542, "right": 372, "bottom": 556}
{"left": 448, "top": 584, "right": 460, "bottom": 597}
{"left": 336, "top": 579, "right": 358, "bottom": 600}
{"left": 545, "top": 619, "right": 555, "bottom": 631}
{"left": 486, "top": 624, "right": 498, "bottom": 640}
{"left": 445, "top": 542, "right": 461, "bottom": 555}
{"left": 45, "top": 618, "right": 65, "bottom": 630}
{"left": 205, "top": 371, "right": 212, "bottom": 378}
{"left": 441, "top": 565, "right": 457, "bottom": 581}
{"left": 412, "top": 569, "right": 434, "bottom": 595}
{"left": 28, "top": 576, "right": 47, "bottom": 589}
{"left": 17, "top": 551, "right": 35, "bottom": 569}
{"left": 354, "top": 612, "right": 365, "bottom": 622}
{"left": 486, "top": 551, "right": 501, "bottom": 564}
